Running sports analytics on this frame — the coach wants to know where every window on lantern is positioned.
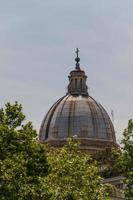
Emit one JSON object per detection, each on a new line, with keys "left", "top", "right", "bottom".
{"left": 75, "top": 78, "right": 77, "bottom": 90}
{"left": 80, "top": 78, "right": 82, "bottom": 90}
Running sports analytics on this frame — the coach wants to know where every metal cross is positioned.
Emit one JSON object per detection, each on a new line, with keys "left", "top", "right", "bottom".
{"left": 75, "top": 48, "right": 80, "bottom": 58}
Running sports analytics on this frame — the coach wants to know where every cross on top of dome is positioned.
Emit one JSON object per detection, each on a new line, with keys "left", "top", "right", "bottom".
{"left": 75, "top": 48, "right": 79, "bottom": 57}
{"left": 75, "top": 48, "right": 81, "bottom": 70}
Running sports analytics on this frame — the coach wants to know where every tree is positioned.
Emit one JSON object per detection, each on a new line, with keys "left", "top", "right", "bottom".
{"left": 94, "top": 146, "right": 123, "bottom": 179}
{"left": 44, "top": 138, "right": 109, "bottom": 200}
{"left": 0, "top": 102, "right": 49, "bottom": 200}
{"left": 122, "top": 119, "right": 133, "bottom": 199}
{"left": 0, "top": 102, "right": 111, "bottom": 200}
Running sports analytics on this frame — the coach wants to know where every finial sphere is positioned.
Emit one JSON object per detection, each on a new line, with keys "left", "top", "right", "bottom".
{"left": 75, "top": 57, "right": 80, "bottom": 63}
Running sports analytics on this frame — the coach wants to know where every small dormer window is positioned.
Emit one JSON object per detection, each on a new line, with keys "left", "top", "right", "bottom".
{"left": 52, "top": 127, "right": 58, "bottom": 138}
{"left": 80, "top": 125, "right": 88, "bottom": 137}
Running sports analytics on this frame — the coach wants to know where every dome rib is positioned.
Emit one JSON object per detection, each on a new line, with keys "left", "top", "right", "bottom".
{"left": 86, "top": 97, "right": 97, "bottom": 138}
{"left": 67, "top": 96, "right": 72, "bottom": 137}
{"left": 48, "top": 95, "right": 70, "bottom": 139}
{"left": 94, "top": 98, "right": 109, "bottom": 139}
{"left": 39, "top": 96, "right": 66, "bottom": 140}
{"left": 45, "top": 97, "right": 64, "bottom": 140}
{"left": 98, "top": 104, "right": 116, "bottom": 142}
{"left": 55, "top": 95, "right": 70, "bottom": 138}
{"left": 58, "top": 95, "right": 70, "bottom": 125}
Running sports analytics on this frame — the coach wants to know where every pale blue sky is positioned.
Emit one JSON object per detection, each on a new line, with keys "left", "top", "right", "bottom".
{"left": 0, "top": 0, "right": 133, "bottom": 142}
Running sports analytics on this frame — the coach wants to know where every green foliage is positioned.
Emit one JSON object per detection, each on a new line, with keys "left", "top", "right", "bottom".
{"left": 44, "top": 138, "right": 109, "bottom": 200}
{"left": 94, "top": 146, "right": 123, "bottom": 178}
{"left": 0, "top": 102, "right": 111, "bottom": 200}
{"left": 0, "top": 102, "right": 49, "bottom": 200}
{"left": 122, "top": 119, "right": 133, "bottom": 199}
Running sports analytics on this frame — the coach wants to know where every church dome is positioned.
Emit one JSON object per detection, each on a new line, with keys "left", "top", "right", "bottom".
{"left": 39, "top": 49, "right": 117, "bottom": 151}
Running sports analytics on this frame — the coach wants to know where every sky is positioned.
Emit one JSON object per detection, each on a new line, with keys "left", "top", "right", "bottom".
{"left": 0, "top": 0, "right": 133, "bottom": 143}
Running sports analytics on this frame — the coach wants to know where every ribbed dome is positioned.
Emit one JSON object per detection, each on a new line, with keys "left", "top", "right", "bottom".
{"left": 39, "top": 95, "right": 116, "bottom": 146}
{"left": 39, "top": 49, "right": 117, "bottom": 151}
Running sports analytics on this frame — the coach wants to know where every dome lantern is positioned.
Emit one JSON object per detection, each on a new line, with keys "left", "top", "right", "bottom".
{"left": 67, "top": 48, "right": 88, "bottom": 96}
